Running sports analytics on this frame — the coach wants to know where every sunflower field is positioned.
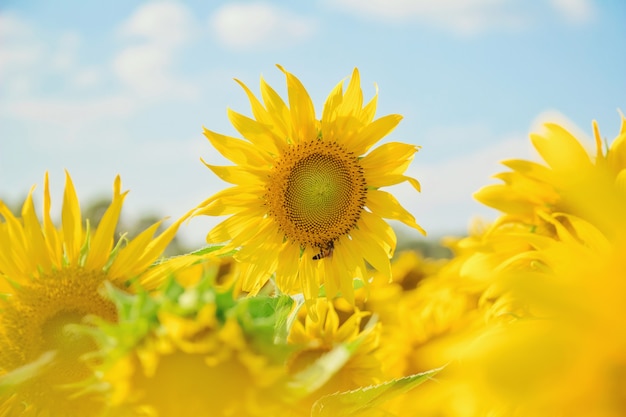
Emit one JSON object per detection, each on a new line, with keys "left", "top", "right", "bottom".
{"left": 1, "top": 67, "right": 625, "bottom": 417}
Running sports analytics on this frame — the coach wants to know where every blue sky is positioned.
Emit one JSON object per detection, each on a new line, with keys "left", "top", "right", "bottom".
{"left": 1, "top": 0, "right": 625, "bottom": 246}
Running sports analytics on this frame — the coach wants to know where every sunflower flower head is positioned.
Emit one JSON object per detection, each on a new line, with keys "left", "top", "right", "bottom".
{"left": 194, "top": 65, "right": 425, "bottom": 305}
{"left": 0, "top": 172, "right": 186, "bottom": 416}
{"left": 89, "top": 273, "right": 295, "bottom": 417}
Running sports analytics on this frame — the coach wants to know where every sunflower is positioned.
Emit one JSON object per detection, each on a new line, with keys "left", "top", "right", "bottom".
{"left": 90, "top": 260, "right": 339, "bottom": 417}
{"left": 194, "top": 66, "right": 425, "bottom": 304}
{"left": 288, "top": 299, "right": 382, "bottom": 395}
{"left": 474, "top": 113, "right": 626, "bottom": 236}
{"left": 395, "top": 116, "right": 626, "bottom": 417}
{"left": 0, "top": 172, "right": 187, "bottom": 416}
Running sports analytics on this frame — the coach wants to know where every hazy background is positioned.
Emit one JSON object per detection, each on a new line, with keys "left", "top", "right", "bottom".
{"left": 1, "top": 0, "right": 624, "bottom": 249}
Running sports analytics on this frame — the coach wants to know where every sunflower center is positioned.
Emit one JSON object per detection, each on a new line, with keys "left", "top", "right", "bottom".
{"left": 0, "top": 268, "right": 118, "bottom": 386}
{"left": 265, "top": 140, "right": 367, "bottom": 249}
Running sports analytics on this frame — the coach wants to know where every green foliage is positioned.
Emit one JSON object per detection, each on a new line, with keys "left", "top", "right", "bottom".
{"left": 311, "top": 367, "right": 444, "bottom": 417}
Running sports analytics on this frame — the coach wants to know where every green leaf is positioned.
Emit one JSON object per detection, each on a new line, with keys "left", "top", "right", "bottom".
{"left": 234, "top": 294, "right": 295, "bottom": 361}
{"left": 311, "top": 366, "right": 444, "bottom": 417}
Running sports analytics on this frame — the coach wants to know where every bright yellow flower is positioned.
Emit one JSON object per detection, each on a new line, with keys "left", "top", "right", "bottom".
{"left": 288, "top": 299, "right": 382, "bottom": 407}
{"left": 402, "top": 116, "right": 626, "bottom": 417}
{"left": 102, "top": 308, "right": 288, "bottom": 417}
{"left": 0, "top": 172, "right": 186, "bottom": 417}
{"left": 475, "top": 113, "right": 626, "bottom": 236}
{"left": 458, "top": 116, "right": 626, "bottom": 417}
{"left": 193, "top": 66, "right": 424, "bottom": 304}
{"left": 332, "top": 250, "right": 448, "bottom": 378}
{"left": 451, "top": 213, "right": 626, "bottom": 417}
{"left": 93, "top": 260, "right": 373, "bottom": 417}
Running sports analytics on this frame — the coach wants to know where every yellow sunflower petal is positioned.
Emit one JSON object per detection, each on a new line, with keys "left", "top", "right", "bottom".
{"left": 227, "top": 108, "right": 280, "bottom": 155}
{"left": 85, "top": 176, "right": 128, "bottom": 271}
{"left": 345, "top": 114, "right": 403, "bottom": 156}
{"left": 61, "top": 171, "right": 84, "bottom": 265}
{"left": 368, "top": 174, "right": 421, "bottom": 191}
{"left": 366, "top": 189, "right": 426, "bottom": 235}
{"left": 360, "top": 84, "right": 378, "bottom": 125}
{"left": 299, "top": 250, "right": 324, "bottom": 308}
{"left": 607, "top": 113, "right": 626, "bottom": 174}
{"left": 207, "top": 209, "right": 268, "bottom": 245}
{"left": 332, "top": 236, "right": 366, "bottom": 302}
{"left": 194, "top": 188, "right": 261, "bottom": 217}
{"left": 474, "top": 184, "right": 539, "bottom": 217}
{"left": 129, "top": 215, "right": 190, "bottom": 283}
{"left": 42, "top": 172, "right": 62, "bottom": 268}
{"left": 234, "top": 78, "right": 288, "bottom": 149}
{"left": 359, "top": 211, "right": 397, "bottom": 256}
{"left": 21, "top": 187, "right": 52, "bottom": 274}
{"left": 107, "top": 221, "right": 163, "bottom": 279}
{"left": 337, "top": 68, "right": 363, "bottom": 119}
{"left": 0, "top": 201, "right": 29, "bottom": 279}
{"left": 500, "top": 159, "right": 555, "bottom": 184}
{"left": 320, "top": 255, "right": 341, "bottom": 302}
{"left": 259, "top": 76, "right": 291, "bottom": 139}
{"left": 362, "top": 142, "right": 417, "bottom": 173}
{"left": 274, "top": 240, "right": 302, "bottom": 294}
{"left": 193, "top": 185, "right": 262, "bottom": 216}
{"left": 277, "top": 65, "right": 317, "bottom": 143}
{"left": 238, "top": 261, "right": 273, "bottom": 295}
{"left": 201, "top": 162, "right": 265, "bottom": 186}
{"left": 203, "top": 127, "right": 270, "bottom": 167}
{"left": 321, "top": 78, "right": 346, "bottom": 130}
{"left": 350, "top": 226, "right": 392, "bottom": 280}
{"left": 530, "top": 123, "right": 592, "bottom": 173}
{"left": 234, "top": 219, "right": 281, "bottom": 263}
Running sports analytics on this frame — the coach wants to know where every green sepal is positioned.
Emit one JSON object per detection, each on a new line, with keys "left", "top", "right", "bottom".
{"left": 80, "top": 282, "right": 161, "bottom": 367}
{"left": 232, "top": 294, "right": 295, "bottom": 361}
{"left": 311, "top": 366, "right": 444, "bottom": 417}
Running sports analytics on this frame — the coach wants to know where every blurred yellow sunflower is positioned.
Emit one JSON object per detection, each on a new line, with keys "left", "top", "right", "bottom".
{"left": 475, "top": 113, "right": 626, "bottom": 235}
{"left": 288, "top": 299, "right": 382, "bottom": 394}
{"left": 398, "top": 115, "right": 626, "bottom": 417}
{"left": 94, "top": 260, "right": 338, "bottom": 416}
{"left": 194, "top": 66, "right": 424, "bottom": 303}
{"left": 0, "top": 172, "right": 186, "bottom": 417}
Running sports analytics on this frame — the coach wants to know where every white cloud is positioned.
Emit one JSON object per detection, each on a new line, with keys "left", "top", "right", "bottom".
{"left": 549, "top": 0, "right": 596, "bottom": 24}
{"left": 51, "top": 32, "right": 81, "bottom": 71}
{"left": 114, "top": 1, "right": 196, "bottom": 98}
{"left": 72, "top": 68, "right": 103, "bottom": 88}
{"left": 0, "top": 13, "right": 42, "bottom": 79}
{"left": 328, "top": 0, "right": 527, "bottom": 35}
{"left": 1, "top": 95, "right": 138, "bottom": 130}
{"left": 118, "top": 0, "right": 193, "bottom": 46}
{"left": 392, "top": 130, "right": 537, "bottom": 235}
{"left": 210, "top": 2, "right": 316, "bottom": 49}
{"left": 0, "top": 14, "right": 104, "bottom": 94}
